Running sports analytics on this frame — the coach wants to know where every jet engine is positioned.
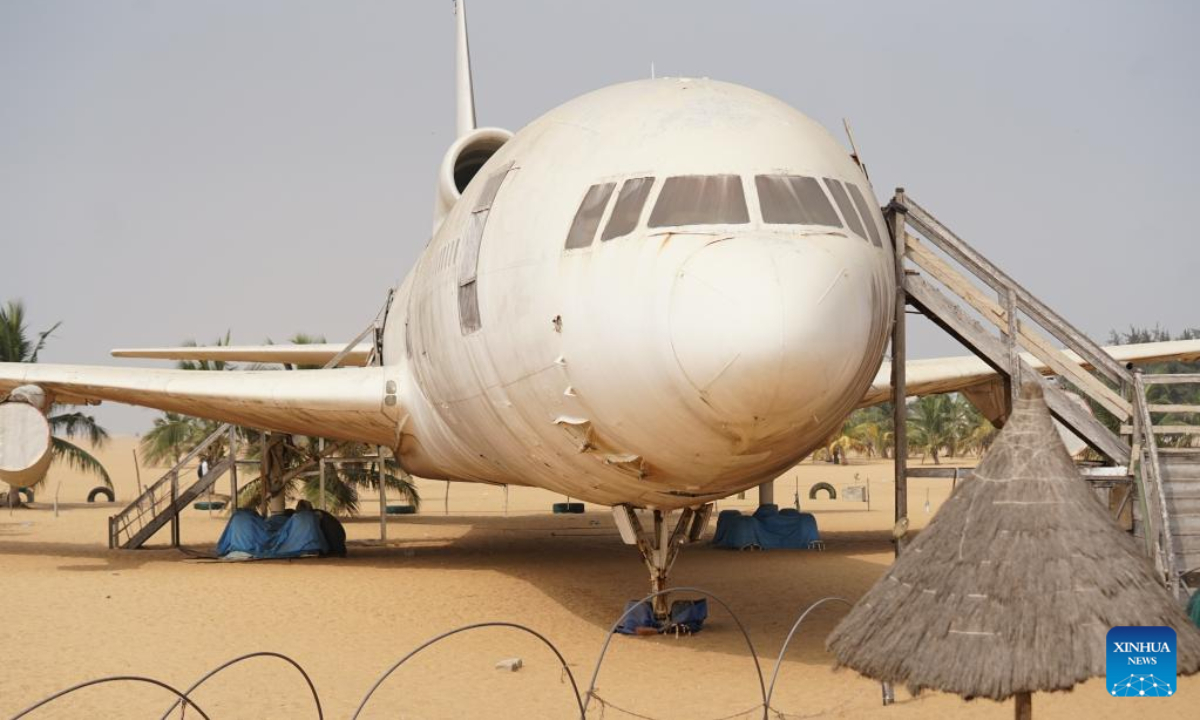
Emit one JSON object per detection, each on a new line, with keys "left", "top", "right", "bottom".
{"left": 433, "top": 127, "right": 512, "bottom": 231}
{"left": 0, "top": 385, "right": 53, "bottom": 489}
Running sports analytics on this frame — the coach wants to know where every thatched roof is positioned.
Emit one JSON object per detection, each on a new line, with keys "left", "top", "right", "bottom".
{"left": 826, "top": 383, "right": 1200, "bottom": 700}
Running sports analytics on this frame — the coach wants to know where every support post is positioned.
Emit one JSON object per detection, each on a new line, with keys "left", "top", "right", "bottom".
{"left": 170, "top": 471, "right": 180, "bottom": 548}
{"left": 132, "top": 448, "right": 144, "bottom": 496}
{"left": 378, "top": 446, "right": 387, "bottom": 542}
{"left": 758, "top": 480, "right": 775, "bottom": 508}
{"left": 1003, "top": 287, "right": 1020, "bottom": 412}
{"left": 228, "top": 426, "right": 239, "bottom": 510}
{"left": 1014, "top": 691, "right": 1031, "bottom": 720}
{"left": 888, "top": 189, "right": 909, "bottom": 558}
{"left": 318, "top": 438, "right": 326, "bottom": 512}
{"left": 260, "top": 432, "right": 270, "bottom": 517}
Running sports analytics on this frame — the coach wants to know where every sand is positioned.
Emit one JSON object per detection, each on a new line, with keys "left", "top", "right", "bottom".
{"left": 1, "top": 437, "right": 1196, "bottom": 719}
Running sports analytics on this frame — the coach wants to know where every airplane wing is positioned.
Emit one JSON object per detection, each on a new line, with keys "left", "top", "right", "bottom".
{"left": 111, "top": 343, "right": 372, "bottom": 367}
{"left": 858, "top": 339, "right": 1200, "bottom": 408}
{"left": 0, "top": 363, "right": 399, "bottom": 446}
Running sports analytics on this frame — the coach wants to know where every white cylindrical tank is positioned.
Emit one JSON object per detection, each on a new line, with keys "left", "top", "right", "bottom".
{"left": 0, "top": 401, "right": 53, "bottom": 489}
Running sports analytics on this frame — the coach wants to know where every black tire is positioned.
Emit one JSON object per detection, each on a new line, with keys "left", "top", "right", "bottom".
{"left": 87, "top": 486, "right": 115, "bottom": 503}
{"left": 18, "top": 487, "right": 34, "bottom": 503}
{"left": 386, "top": 505, "right": 417, "bottom": 515}
{"left": 808, "top": 482, "right": 837, "bottom": 500}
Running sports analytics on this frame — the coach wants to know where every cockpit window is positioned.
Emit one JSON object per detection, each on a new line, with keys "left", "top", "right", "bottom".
{"left": 601, "top": 177, "right": 654, "bottom": 241}
{"left": 565, "top": 182, "right": 615, "bottom": 249}
{"left": 846, "top": 183, "right": 884, "bottom": 248}
{"left": 648, "top": 175, "right": 749, "bottom": 227}
{"left": 755, "top": 175, "right": 842, "bottom": 227}
{"left": 823, "top": 178, "right": 867, "bottom": 241}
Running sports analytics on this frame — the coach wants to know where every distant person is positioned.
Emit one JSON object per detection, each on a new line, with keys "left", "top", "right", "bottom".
{"left": 198, "top": 457, "right": 210, "bottom": 479}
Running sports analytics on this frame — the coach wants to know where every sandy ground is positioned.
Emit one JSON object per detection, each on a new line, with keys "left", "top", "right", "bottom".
{"left": 2, "top": 437, "right": 1197, "bottom": 719}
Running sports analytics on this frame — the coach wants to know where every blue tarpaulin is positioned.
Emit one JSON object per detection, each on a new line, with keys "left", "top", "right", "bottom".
{"left": 217, "top": 508, "right": 330, "bottom": 559}
{"left": 711, "top": 504, "right": 820, "bottom": 550}
{"left": 217, "top": 510, "right": 270, "bottom": 557}
{"left": 614, "top": 599, "right": 709, "bottom": 635}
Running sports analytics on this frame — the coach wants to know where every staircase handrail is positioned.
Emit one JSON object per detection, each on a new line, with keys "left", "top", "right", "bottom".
{"left": 897, "top": 195, "right": 1132, "bottom": 389}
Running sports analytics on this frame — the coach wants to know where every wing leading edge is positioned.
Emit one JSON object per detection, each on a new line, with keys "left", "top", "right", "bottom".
{"left": 858, "top": 339, "right": 1200, "bottom": 408}
{"left": 0, "top": 363, "right": 400, "bottom": 446}
{"left": 110, "top": 344, "right": 371, "bottom": 367}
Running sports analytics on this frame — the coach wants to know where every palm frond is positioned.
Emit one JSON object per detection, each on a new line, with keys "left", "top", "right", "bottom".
{"left": 29, "top": 320, "right": 62, "bottom": 363}
{"left": 48, "top": 411, "right": 110, "bottom": 447}
{"left": 51, "top": 437, "right": 113, "bottom": 489}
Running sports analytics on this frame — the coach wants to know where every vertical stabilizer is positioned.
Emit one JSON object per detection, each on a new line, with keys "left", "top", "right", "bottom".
{"left": 455, "top": 0, "right": 477, "bottom": 139}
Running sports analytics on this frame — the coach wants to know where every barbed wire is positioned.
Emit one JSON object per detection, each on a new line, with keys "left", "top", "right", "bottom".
{"left": 589, "top": 692, "right": 762, "bottom": 720}
{"left": 349, "top": 621, "right": 584, "bottom": 720}
{"left": 157, "top": 651, "right": 322, "bottom": 720}
{"left": 8, "top": 592, "right": 865, "bottom": 720}
{"left": 9, "top": 676, "right": 211, "bottom": 720}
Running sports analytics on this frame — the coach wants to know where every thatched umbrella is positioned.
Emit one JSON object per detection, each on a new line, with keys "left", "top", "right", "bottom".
{"left": 827, "top": 383, "right": 1200, "bottom": 718}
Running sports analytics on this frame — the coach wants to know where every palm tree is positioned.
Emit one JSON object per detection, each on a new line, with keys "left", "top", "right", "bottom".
{"left": 143, "top": 331, "right": 420, "bottom": 515}
{"left": 249, "top": 332, "right": 420, "bottom": 513}
{"left": 234, "top": 436, "right": 420, "bottom": 515}
{"left": 907, "top": 393, "right": 970, "bottom": 464}
{"left": 140, "top": 412, "right": 211, "bottom": 466}
{"left": 137, "top": 334, "right": 239, "bottom": 470}
{"left": 0, "top": 300, "right": 112, "bottom": 506}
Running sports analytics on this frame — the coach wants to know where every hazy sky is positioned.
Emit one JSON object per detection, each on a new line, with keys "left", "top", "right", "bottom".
{"left": 2, "top": 1, "right": 1197, "bottom": 434}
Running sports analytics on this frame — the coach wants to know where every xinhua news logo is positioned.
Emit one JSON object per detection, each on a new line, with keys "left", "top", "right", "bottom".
{"left": 1106, "top": 626, "right": 1177, "bottom": 697}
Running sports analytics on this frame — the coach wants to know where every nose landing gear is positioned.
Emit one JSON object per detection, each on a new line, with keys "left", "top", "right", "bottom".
{"left": 612, "top": 504, "right": 713, "bottom": 619}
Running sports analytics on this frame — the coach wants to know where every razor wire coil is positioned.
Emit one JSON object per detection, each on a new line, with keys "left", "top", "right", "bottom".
{"left": 8, "top": 593, "right": 858, "bottom": 720}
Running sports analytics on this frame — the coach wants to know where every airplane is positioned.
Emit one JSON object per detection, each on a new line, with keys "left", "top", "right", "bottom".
{"left": 3, "top": 1, "right": 1199, "bottom": 612}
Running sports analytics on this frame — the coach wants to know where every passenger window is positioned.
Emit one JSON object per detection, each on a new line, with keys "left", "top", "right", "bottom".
{"left": 755, "top": 175, "right": 842, "bottom": 227}
{"left": 601, "top": 177, "right": 654, "bottom": 241}
{"left": 648, "top": 175, "right": 749, "bottom": 227}
{"left": 846, "top": 183, "right": 884, "bottom": 248}
{"left": 823, "top": 178, "right": 867, "bottom": 241}
{"left": 565, "top": 183, "right": 615, "bottom": 249}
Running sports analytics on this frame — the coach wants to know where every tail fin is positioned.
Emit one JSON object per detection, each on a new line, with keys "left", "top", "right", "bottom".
{"left": 455, "top": 0, "right": 476, "bottom": 139}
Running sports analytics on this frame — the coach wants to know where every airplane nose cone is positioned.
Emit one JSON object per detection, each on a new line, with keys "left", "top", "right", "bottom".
{"left": 668, "top": 236, "right": 869, "bottom": 428}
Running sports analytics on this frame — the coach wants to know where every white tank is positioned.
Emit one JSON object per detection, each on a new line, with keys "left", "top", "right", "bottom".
{"left": 0, "top": 401, "right": 53, "bottom": 489}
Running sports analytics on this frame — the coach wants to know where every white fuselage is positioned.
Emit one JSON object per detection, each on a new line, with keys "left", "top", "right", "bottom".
{"left": 382, "top": 78, "right": 894, "bottom": 510}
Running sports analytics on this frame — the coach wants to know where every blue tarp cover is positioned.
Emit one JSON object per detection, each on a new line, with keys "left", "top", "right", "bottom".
{"left": 614, "top": 599, "right": 709, "bottom": 635}
{"left": 711, "top": 504, "right": 820, "bottom": 550}
{"left": 217, "top": 509, "right": 328, "bottom": 559}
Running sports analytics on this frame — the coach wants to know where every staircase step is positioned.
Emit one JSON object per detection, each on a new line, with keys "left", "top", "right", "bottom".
{"left": 119, "top": 456, "right": 232, "bottom": 549}
{"left": 1161, "top": 460, "right": 1200, "bottom": 477}
{"left": 1165, "top": 497, "right": 1200, "bottom": 514}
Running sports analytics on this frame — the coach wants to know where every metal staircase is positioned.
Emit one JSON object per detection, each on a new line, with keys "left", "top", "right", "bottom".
{"left": 108, "top": 426, "right": 236, "bottom": 549}
{"left": 884, "top": 189, "right": 1194, "bottom": 598}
